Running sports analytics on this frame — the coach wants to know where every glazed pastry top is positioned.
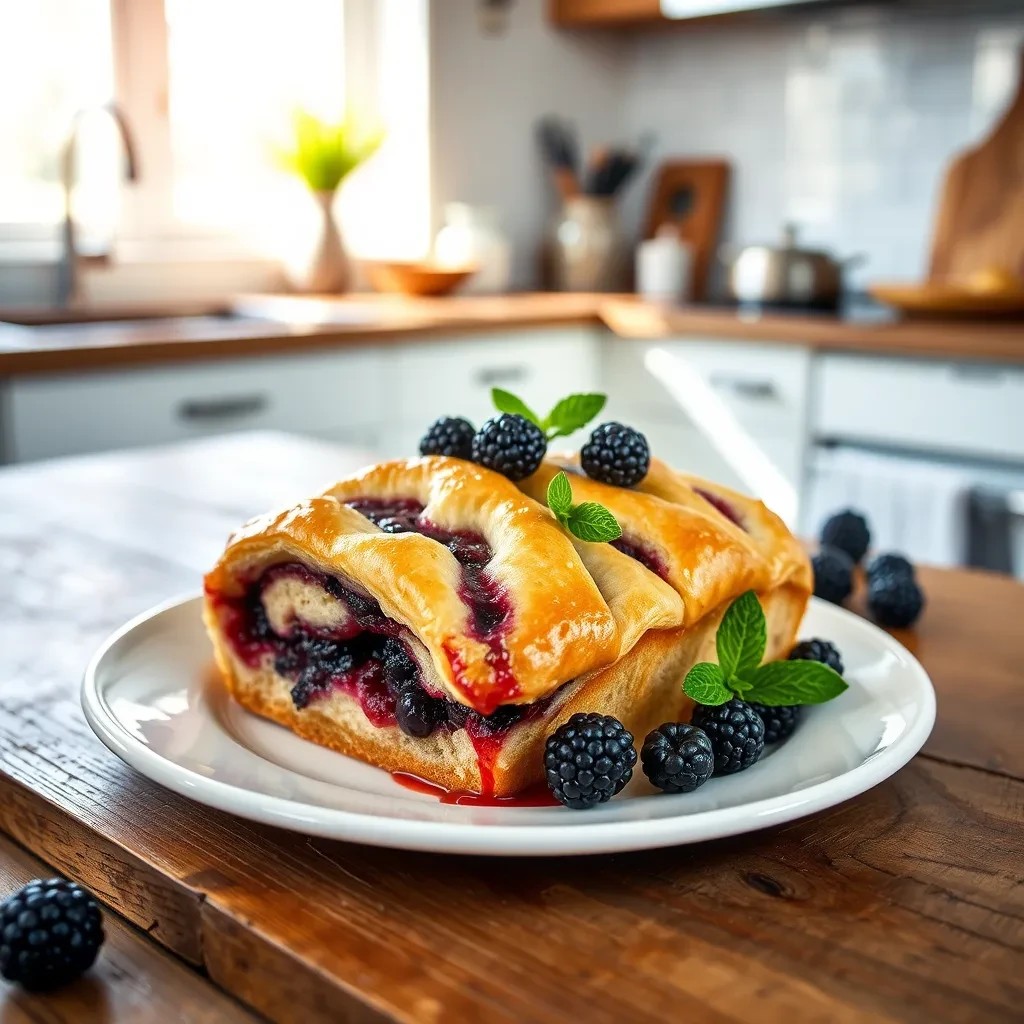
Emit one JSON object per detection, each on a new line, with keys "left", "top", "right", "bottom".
{"left": 205, "top": 455, "right": 811, "bottom": 713}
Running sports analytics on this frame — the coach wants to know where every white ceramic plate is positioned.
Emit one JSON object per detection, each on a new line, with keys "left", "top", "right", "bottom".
{"left": 82, "top": 595, "right": 935, "bottom": 857}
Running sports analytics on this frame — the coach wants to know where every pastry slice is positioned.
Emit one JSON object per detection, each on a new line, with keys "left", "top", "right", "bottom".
{"left": 204, "top": 455, "right": 811, "bottom": 796}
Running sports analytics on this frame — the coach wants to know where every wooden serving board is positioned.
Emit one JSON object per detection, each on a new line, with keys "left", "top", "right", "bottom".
{"left": 1, "top": 433, "right": 1023, "bottom": 1023}
{"left": 928, "top": 48, "right": 1024, "bottom": 284}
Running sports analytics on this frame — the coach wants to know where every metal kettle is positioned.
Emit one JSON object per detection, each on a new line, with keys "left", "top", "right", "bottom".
{"left": 721, "top": 224, "right": 864, "bottom": 309}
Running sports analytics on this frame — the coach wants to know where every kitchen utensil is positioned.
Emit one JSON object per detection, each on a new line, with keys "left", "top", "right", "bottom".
{"left": 928, "top": 48, "right": 1024, "bottom": 284}
{"left": 868, "top": 281, "right": 1024, "bottom": 319}
{"left": 536, "top": 116, "right": 581, "bottom": 200}
{"left": 83, "top": 593, "right": 936, "bottom": 855}
{"left": 643, "top": 159, "right": 730, "bottom": 301}
{"left": 721, "top": 224, "right": 864, "bottom": 310}
{"left": 365, "top": 261, "right": 476, "bottom": 297}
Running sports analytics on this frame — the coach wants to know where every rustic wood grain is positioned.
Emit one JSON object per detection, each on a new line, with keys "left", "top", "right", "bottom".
{"left": 0, "top": 433, "right": 1021, "bottom": 1023}
{"left": 0, "top": 832, "right": 259, "bottom": 1023}
{"left": 3, "top": 292, "right": 1024, "bottom": 379}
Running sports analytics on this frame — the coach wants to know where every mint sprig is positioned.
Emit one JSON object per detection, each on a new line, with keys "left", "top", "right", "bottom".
{"left": 546, "top": 471, "right": 622, "bottom": 544}
{"left": 683, "top": 590, "right": 848, "bottom": 707}
{"left": 492, "top": 388, "right": 606, "bottom": 441}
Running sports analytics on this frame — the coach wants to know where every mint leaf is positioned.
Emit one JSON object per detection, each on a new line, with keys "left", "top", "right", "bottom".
{"left": 491, "top": 388, "right": 541, "bottom": 427}
{"left": 543, "top": 393, "right": 607, "bottom": 440}
{"left": 566, "top": 502, "right": 621, "bottom": 543}
{"left": 546, "top": 471, "right": 573, "bottom": 519}
{"left": 745, "top": 660, "right": 848, "bottom": 707}
{"left": 683, "top": 663, "right": 732, "bottom": 705}
{"left": 716, "top": 590, "right": 766, "bottom": 684}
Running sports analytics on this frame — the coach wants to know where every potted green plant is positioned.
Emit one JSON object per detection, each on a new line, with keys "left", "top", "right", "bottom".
{"left": 276, "top": 108, "right": 383, "bottom": 293}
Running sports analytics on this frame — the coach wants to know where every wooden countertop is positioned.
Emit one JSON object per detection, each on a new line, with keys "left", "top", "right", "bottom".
{"left": 1, "top": 432, "right": 1021, "bottom": 1023}
{"left": 1, "top": 293, "right": 1023, "bottom": 376}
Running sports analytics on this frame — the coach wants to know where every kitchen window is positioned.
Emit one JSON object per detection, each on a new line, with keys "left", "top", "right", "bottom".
{"left": 0, "top": 0, "right": 430, "bottom": 264}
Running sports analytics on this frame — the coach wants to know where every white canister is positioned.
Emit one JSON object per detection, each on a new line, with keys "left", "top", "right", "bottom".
{"left": 434, "top": 203, "right": 512, "bottom": 295}
{"left": 635, "top": 226, "right": 693, "bottom": 304}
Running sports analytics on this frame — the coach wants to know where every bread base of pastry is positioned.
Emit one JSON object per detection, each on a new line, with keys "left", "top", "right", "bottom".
{"left": 205, "top": 584, "right": 807, "bottom": 797}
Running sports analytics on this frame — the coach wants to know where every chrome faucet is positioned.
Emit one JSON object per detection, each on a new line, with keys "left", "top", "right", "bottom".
{"left": 55, "top": 102, "right": 139, "bottom": 308}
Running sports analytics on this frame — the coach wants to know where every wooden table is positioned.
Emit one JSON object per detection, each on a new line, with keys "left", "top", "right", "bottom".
{"left": 0, "top": 433, "right": 1021, "bottom": 1023}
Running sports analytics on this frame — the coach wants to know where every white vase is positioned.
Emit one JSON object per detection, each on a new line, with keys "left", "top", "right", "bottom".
{"left": 434, "top": 203, "right": 512, "bottom": 294}
{"left": 295, "top": 189, "right": 349, "bottom": 294}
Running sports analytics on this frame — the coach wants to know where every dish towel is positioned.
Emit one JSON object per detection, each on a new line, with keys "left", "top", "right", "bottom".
{"left": 802, "top": 446, "right": 973, "bottom": 567}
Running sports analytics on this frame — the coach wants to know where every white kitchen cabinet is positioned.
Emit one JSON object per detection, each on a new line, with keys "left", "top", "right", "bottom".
{"left": 602, "top": 337, "right": 811, "bottom": 525}
{"left": 814, "top": 354, "right": 1024, "bottom": 463}
{"left": 7, "top": 349, "right": 383, "bottom": 463}
{"left": 378, "top": 327, "right": 602, "bottom": 458}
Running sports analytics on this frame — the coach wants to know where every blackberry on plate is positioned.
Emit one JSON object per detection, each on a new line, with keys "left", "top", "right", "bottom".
{"left": 641, "top": 723, "right": 714, "bottom": 793}
{"left": 691, "top": 700, "right": 765, "bottom": 775}
{"left": 471, "top": 414, "right": 547, "bottom": 481}
{"left": 812, "top": 546, "right": 854, "bottom": 605}
{"left": 0, "top": 878, "right": 104, "bottom": 991}
{"left": 580, "top": 422, "right": 651, "bottom": 488}
{"left": 396, "top": 687, "right": 443, "bottom": 738}
{"left": 748, "top": 702, "right": 802, "bottom": 745}
{"left": 544, "top": 713, "right": 637, "bottom": 810}
{"left": 789, "top": 638, "right": 844, "bottom": 675}
{"left": 868, "top": 573, "right": 924, "bottom": 628}
{"left": 820, "top": 509, "right": 871, "bottom": 564}
{"left": 867, "top": 552, "right": 915, "bottom": 582}
{"left": 419, "top": 416, "right": 475, "bottom": 460}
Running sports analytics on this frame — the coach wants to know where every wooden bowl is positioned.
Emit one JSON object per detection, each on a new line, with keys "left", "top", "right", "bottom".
{"left": 869, "top": 281, "right": 1024, "bottom": 318}
{"left": 365, "top": 261, "right": 476, "bottom": 297}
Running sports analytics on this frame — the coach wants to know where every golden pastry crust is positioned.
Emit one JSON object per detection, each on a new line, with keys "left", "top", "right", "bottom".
{"left": 205, "top": 457, "right": 622, "bottom": 711}
{"left": 203, "top": 451, "right": 813, "bottom": 796}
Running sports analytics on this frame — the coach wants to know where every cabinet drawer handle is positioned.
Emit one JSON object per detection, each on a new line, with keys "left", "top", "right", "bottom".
{"left": 177, "top": 394, "right": 268, "bottom": 421}
{"left": 473, "top": 365, "right": 528, "bottom": 386}
{"left": 709, "top": 373, "right": 778, "bottom": 400}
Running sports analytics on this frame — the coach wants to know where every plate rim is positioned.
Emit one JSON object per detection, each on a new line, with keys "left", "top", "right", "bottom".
{"left": 81, "top": 593, "right": 937, "bottom": 857}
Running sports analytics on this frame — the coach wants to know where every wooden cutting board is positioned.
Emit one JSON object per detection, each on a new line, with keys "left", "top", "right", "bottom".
{"left": 642, "top": 159, "right": 730, "bottom": 301}
{"left": 928, "top": 48, "right": 1024, "bottom": 284}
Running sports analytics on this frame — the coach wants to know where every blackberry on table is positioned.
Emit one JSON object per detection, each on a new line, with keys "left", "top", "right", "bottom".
{"left": 867, "top": 552, "right": 915, "bottom": 583}
{"left": 0, "top": 878, "right": 104, "bottom": 991}
{"left": 748, "top": 702, "right": 803, "bottom": 745}
{"left": 544, "top": 713, "right": 637, "bottom": 809}
{"left": 812, "top": 546, "right": 854, "bottom": 605}
{"left": 868, "top": 574, "right": 925, "bottom": 628}
{"left": 641, "top": 723, "right": 714, "bottom": 793}
{"left": 691, "top": 699, "right": 765, "bottom": 775}
{"left": 419, "top": 416, "right": 475, "bottom": 460}
{"left": 471, "top": 414, "right": 547, "bottom": 481}
{"left": 789, "top": 638, "right": 844, "bottom": 675}
{"left": 580, "top": 422, "right": 651, "bottom": 488}
{"left": 820, "top": 509, "right": 871, "bottom": 564}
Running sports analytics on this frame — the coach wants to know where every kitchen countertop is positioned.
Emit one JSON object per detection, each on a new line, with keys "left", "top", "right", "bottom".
{"left": 1, "top": 432, "right": 1021, "bottom": 1023}
{"left": 1, "top": 293, "right": 1023, "bottom": 375}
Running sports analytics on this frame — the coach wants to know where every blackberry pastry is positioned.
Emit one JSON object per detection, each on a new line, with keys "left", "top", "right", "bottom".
{"left": 204, "top": 455, "right": 811, "bottom": 796}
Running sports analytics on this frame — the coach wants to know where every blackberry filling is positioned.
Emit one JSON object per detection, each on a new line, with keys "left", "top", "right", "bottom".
{"left": 694, "top": 487, "right": 746, "bottom": 530}
{"left": 216, "top": 562, "right": 535, "bottom": 740}
{"left": 611, "top": 536, "right": 670, "bottom": 580}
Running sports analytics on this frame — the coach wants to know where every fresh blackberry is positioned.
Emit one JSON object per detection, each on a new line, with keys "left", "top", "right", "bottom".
{"left": 812, "top": 546, "right": 854, "bottom": 605}
{"left": 867, "top": 552, "right": 915, "bottom": 582}
{"left": 0, "top": 878, "right": 104, "bottom": 991}
{"left": 691, "top": 700, "right": 765, "bottom": 775}
{"left": 580, "top": 422, "right": 651, "bottom": 488}
{"left": 820, "top": 509, "right": 871, "bottom": 564}
{"left": 544, "top": 713, "right": 637, "bottom": 810}
{"left": 640, "top": 723, "right": 714, "bottom": 793}
{"left": 419, "top": 416, "right": 475, "bottom": 460}
{"left": 748, "top": 702, "right": 802, "bottom": 745}
{"left": 788, "top": 638, "right": 844, "bottom": 675}
{"left": 471, "top": 414, "right": 547, "bottom": 481}
{"left": 868, "top": 574, "right": 925, "bottom": 628}
{"left": 396, "top": 686, "right": 443, "bottom": 738}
